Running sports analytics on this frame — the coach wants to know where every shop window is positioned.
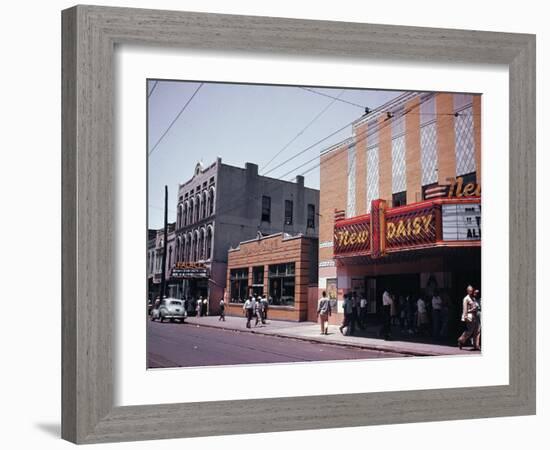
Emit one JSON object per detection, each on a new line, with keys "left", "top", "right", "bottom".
{"left": 251, "top": 266, "right": 264, "bottom": 297}
{"left": 392, "top": 191, "right": 407, "bottom": 207}
{"left": 268, "top": 263, "right": 295, "bottom": 306}
{"left": 230, "top": 268, "right": 249, "bottom": 303}
{"left": 307, "top": 204, "right": 315, "bottom": 228}
{"left": 261, "top": 196, "right": 271, "bottom": 222}
{"left": 284, "top": 200, "right": 293, "bottom": 225}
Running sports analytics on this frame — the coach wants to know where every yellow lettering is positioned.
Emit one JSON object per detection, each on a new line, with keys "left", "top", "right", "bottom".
{"left": 396, "top": 220, "right": 406, "bottom": 238}
{"left": 463, "top": 183, "right": 475, "bottom": 196}
{"left": 455, "top": 177, "right": 464, "bottom": 197}
{"left": 387, "top": 222, "right": 395, "bottom": 239}
{"left": 349, "top": 233, "right": 357, "bottom": 244}
{"left": 422, "top": 214, "right": 433, "bottom": 231}
{"left": 413, "top": 217, "right": 422, "bottom": 235}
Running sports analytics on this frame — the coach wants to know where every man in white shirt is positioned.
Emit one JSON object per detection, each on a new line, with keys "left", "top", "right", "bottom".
{"left": 380, "top": 289, "right": 393, "bottom": 340}
{"left": 243, "top": 295, "right": 255, "bottom": 328}
{"left": 317, "top": 291, "right": 331, "bottom": 335}
{"left": 359, "top": 294, "right": 368, "bottom": 329}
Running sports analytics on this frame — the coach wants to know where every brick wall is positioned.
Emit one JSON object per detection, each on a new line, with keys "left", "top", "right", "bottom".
{"left": 225, "top": 234, "right": 316, "bottom": 321}
{"left": 405, "top": 97, "right": 422, "bottom": 203}
{"left": 435, "top": 93, "right": 457, "bottom": 183}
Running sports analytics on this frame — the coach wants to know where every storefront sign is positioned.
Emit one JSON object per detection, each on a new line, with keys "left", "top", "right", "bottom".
{"left": 442, "top": 203, "right": 481, "bottom": 241}
{"left": 333, "top": 218, "right": 371, "bottom": 256}
{"left": 448, "top": 177, "right": 481, "bottom": 198}
{"left": 171, "top": 262, "right": 209, "bottom": 279}
{"left": 384, "top": 206, "right": 437, "bottom": 250}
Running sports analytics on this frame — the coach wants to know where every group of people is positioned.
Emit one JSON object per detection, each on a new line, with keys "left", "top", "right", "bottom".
{"left": 193, "top": 296, "right": 209, "bottom": 317}
{"left": 242, "top": 294, "right": 270, "bottom": 328}
{"left": 316, "top": 285, "right": 482, "bottom": 349}
{"left": 379, "top": 289, "right": 453, "bottom": 340}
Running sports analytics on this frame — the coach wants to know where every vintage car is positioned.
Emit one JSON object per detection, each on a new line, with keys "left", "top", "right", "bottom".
{"left": 150, "top": 298, "right": 187, "bottom": 323}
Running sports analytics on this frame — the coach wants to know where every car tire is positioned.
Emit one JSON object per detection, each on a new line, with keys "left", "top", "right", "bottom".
{"left": 160, "top": 314, "right": 164, "bottom": 323}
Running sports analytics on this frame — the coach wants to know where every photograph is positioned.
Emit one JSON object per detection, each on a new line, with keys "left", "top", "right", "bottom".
{"left": 146, "top": 80, "right": 482, "bottom": 368}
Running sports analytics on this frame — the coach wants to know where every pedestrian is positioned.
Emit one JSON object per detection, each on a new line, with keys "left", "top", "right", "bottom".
{"left": 359, "top": 292, "right": 368, "bottom": 329}
{"left": 195, "top": 297, "right": 201, "bottom": 317}
{"left": 254, "top": 294, "right": 263, "bottom": 327}
{"left": 431, "top": 289, "right": 442, "bottom": 338}
{"left": 473, "top": 288, "right": 482, "bottom": 349}
{"left": 390, "top": 292, "right": 398, "bottom": 326}
{"left": 406, "top": 293, "right": 416, "bottom": 334}
{"left": 416, "top": 294, "right": 429, "bottom": 336}
{"left": 201, "top": 297, "right": 208, "bottom": 316}
{"left": 440, "top": 292, "right": 450, "bottom": 338}
{"left": 243, "top": 295, "right": 255, "bottom": 329}
{"left": 380, "top": 289, "right": 393, "bottom": 340}
{"left": 317, "top": 290, "right": 331, "bottom": 335}
{"left": 399, "top": 294, "right": 407, "bottom": 331}
{"left": 260, "top": 294, "right": 269, "bottom": 324}
{"left": 457, "top": 285, "right": 480, "bottom": 350}
{"left": 218, "top": 297, "right": 226, "bottom": 321}
{"left": 339, "top": 293, "right": 354, "bottom": 335}
{"left": 351, "top": 292, "right": 360, "bottom": 332}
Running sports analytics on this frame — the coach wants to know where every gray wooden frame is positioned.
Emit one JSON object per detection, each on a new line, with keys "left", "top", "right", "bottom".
{"left": 61, "top": 5, "right": 536, "bottom": 444}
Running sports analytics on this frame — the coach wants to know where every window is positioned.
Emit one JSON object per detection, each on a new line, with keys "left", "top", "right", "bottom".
{"left": 284, "top": 200, "right": 293, "bottom": 225}
{"left": 392, "top": 191, "right": 407, "bottom": 207}
{"left": 261, "top": 196, "right": 271, "bottom": 222}
{"left": 252, "top": 266, "right": 264, "bottom": 297}
{"left": 307, "top": 204, "right": 315, "bottom": 228}
{"left": 268, "top": 263, "right": 295, "bottom": 306}
{"left": 230, "top": 268, "right": 249, "bottom": 303}
{"left": 460, "top": 171, "right": 477, "bottom": 185}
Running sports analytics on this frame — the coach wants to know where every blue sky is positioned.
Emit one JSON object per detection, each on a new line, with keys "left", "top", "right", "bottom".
{"left": 148, "top": 80, "right": 401, "bottom": 229}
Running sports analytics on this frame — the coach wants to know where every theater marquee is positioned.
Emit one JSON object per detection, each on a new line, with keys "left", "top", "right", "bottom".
{"left": 334, "top": 198, "right": 480, "bottom": 259}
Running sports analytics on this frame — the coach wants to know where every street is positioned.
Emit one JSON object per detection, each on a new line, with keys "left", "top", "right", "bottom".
{"left": 147, "top": 319, "right": 406, "bottom": 368}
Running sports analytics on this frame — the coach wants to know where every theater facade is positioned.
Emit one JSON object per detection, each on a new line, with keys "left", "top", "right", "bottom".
{"left": 318, "top": 91, "right": 482, "bottom": 333}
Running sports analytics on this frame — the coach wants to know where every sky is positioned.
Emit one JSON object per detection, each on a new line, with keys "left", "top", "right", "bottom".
{"left": 147, "top": 80, "right": 402, "bottom": 229}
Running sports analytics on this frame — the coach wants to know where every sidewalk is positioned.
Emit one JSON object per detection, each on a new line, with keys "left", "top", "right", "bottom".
{"left": 185, "top": 315, "right": 476, "bottom": 357}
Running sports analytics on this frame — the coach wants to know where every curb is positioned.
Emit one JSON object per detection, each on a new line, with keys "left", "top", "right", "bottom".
{"left": 184, "top": 320, "right": 448, "bottom": 357}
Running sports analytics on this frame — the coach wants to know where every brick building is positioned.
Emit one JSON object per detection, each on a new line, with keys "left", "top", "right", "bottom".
{"left": 225, "top": 232, "right": 318, "bottom": 321}
{"left": 319, "top": 91, "right": 481, "bottom": 334}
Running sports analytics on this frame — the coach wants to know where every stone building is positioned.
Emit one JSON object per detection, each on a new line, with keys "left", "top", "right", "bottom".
{"left": 168, "top": 158, "right": 319, "bottom": 314}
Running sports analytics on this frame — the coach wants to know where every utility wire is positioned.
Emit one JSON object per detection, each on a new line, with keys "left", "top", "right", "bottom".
{"left": 148, "top": 80, "right": 159, "bottom": 98}
{"left": 300, "top": 87, "right": 366, "bottom": 109}
{"left": 260, "top": 89, "right": 346, "bottom": 174}
{"left": 262, "top": 92, "right": 403, "bottom": 178}
{"left": 148, "top": 82, "right": 204, "bottom": 156}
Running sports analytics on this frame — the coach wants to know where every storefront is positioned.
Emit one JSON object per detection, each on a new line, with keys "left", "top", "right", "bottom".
{"left": 225, "top": 233, "right": 318, "bottom": 322}
{"left": 169, "top": 262, "right": 210, "bottom": 314}
{"left": 327, "top": 196, "right": 481, "bottom": 335}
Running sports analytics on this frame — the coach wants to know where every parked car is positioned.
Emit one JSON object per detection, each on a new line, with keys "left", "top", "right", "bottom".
{"left": 151, "top": 298, "right": 187, "bottom": 323}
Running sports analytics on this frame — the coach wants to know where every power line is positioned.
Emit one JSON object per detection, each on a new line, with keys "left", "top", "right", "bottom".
{"left": 148, "top": 80, "right": 159, "bottom": 98}
{"left": 148, "top": 82, "right": 204, "bottom": 156}
{"left": 260, "top": 89, "right": 346, "bottom": 174}
{"left": 262, "top": 93, "right": 408, "bottom": 178}
{"left": 282, "top": 99, "right": 424, "bottom": 181}
{"left": 300, "top": 87, "right": 366, "bottom": 109}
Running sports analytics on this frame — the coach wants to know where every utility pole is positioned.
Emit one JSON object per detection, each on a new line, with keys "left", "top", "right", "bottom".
{"left": 160, "top": 185, "right": 168, "bottom": 299}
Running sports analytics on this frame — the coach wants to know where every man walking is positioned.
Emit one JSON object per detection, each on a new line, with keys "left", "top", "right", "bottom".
{"left": 339, "top": 293, "right": 355, "bottom": 336}
{"left": 254, "top": 294, "right": 263, "bottom": 327}
{"left": 243, "top": 295, "right": 255, "bottom": 329}
{"left": 317, "top": 291, "right": 331, "bottom": 335}
{"left": 359, "top": 293, "right": 368, "bottom": 329}
{"left": 260, "top": 294, "right": 269, "bottom": 324}
{"left": 380, "top": 289, "right": 393, "bottom": 340}
{"left": 218, "top": 297, "right": 226, "bottom": 321}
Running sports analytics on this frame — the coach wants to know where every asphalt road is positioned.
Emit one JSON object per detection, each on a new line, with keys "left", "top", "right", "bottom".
{"left": 147, "top": 319, "right": 405, "bottom": 368}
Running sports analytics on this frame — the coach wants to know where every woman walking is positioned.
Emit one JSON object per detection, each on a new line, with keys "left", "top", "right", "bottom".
{"left": 458, "top": 285, "right": 480, "bottom": 350}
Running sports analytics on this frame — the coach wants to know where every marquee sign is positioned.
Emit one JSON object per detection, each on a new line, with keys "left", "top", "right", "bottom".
{"left": 334, "top": 198, "right": 479, "bottom": 258}
{"left": 171, "top": 262, "right": 209, "bottom": 279}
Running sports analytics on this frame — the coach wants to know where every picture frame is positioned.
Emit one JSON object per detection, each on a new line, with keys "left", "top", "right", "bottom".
{"left": 61, "top": 5, "right": 536, "bottom": 444}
